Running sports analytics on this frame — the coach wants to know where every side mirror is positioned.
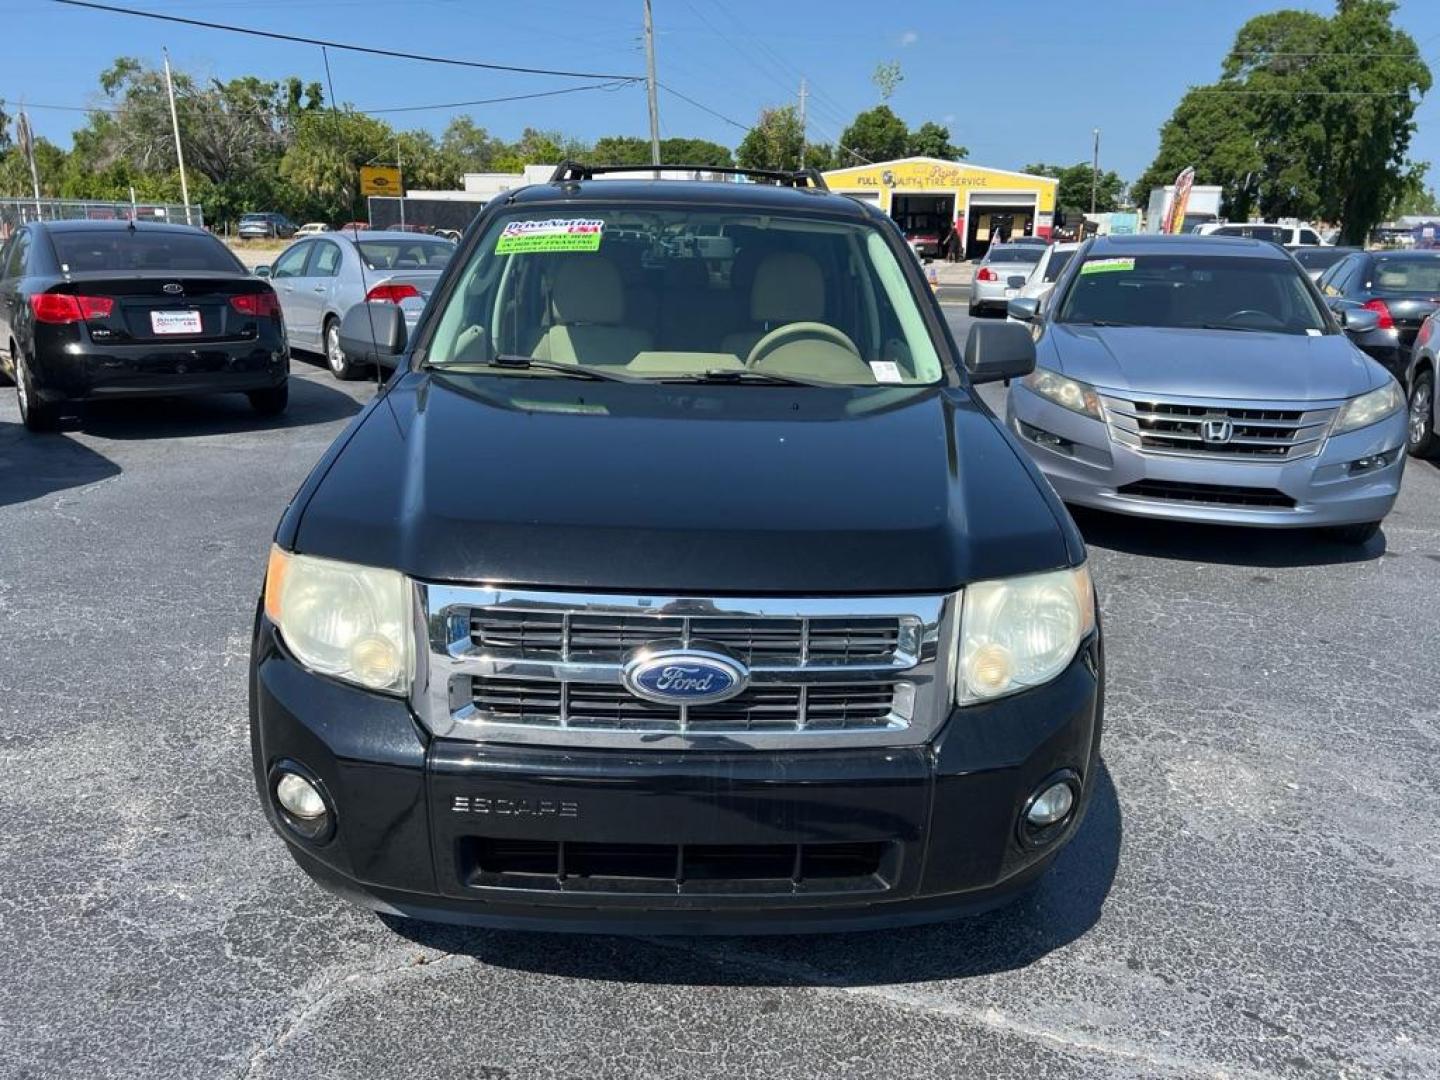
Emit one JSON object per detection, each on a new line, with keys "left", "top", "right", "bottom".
{"left": 1006, "top": 275, "right": 1027, "bottom": 289}
{"left": 252, "top": 265, "right": 271, "bottom": 278}
{"left": 964, "top": 320, "right": 1037, "bottom": 384}
{"left": 339, "top": 302, "right": 407, "bottom": 364}
{"left": 1007, "top": 296, "right": 1041, "bottom": 322}
{"left": 1340, "top": 307, "right": 1380, "bottom": 334}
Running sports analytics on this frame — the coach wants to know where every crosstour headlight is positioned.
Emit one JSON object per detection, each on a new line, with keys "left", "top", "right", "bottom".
{"left": 1022, "top": 368, "right": 1102, "bottom": 418}
{"left": 1332, "top": 382, "right": 1403, "bottom": 435}
{"left": 264, "top": 547, "right": 413, "bottom": 694}
{"left": 956, "top": 565, "right": 1096, "bottom": 703}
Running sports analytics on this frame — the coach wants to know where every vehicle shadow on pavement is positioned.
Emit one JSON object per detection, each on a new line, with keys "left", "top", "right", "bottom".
{"left": 0, "top": 421, "right": 122, "bottom": 509}
{"left": 68, "top": 376, "right": 366, "bottom": 440}
{"left": 1070, "top": 507, "right": 1385, "bottom": 567}
{"left": 385, "top": 762, "right": 1122, "bottom": 987}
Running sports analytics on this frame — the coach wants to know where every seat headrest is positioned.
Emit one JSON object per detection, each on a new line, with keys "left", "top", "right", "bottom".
{"left": 751, "top": 252, "right": 824, "bottom": 323}
{"left": 551, "top": 258, "right": 625, "bottom": 325}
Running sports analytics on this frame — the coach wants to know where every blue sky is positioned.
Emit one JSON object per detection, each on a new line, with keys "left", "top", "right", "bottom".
{"left": 5, "top": 0, "right": 1439, "bottom": 186}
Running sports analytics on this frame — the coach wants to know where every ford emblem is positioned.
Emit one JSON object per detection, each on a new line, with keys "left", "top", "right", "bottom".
{"left": 622, "top": 649, "right": 748, "bottom": 706}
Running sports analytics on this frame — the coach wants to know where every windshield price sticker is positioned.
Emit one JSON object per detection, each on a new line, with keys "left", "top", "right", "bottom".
{"left": 1080, "top": 257, "right": 1135, "bottom": 275}
{"left": 496, "top": 218, "right": 605, "bottom": 254}
{"left": 869, "top": 361, "right": 904, "bottom": 384}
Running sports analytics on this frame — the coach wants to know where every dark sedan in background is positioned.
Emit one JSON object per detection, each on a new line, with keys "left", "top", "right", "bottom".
{"left": 1317, "top": 249, "right": 1440, "bottom": 385}
{"left": 1291, "top": 245, "right": 1360, "bottom": 282}
{"left": 0, "top": 221, "right": 289, "bottom": 431}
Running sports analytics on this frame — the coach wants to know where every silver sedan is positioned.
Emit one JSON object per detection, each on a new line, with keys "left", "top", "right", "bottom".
{"left": 968, "top": 243, "right": 1045, "bottom": 316}
{"left": 263, "top": 230, "right": 455, "bottom": 379}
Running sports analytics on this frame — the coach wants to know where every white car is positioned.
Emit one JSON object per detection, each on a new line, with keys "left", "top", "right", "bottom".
{"left": 1196, "top": 222, "right": 1327, "bottom": 246}
{"left": 295, "top": 222, "right": 331, "bottom": 236}
{"left": 1009, "top": 242, "right": 1081, "bottom": 317}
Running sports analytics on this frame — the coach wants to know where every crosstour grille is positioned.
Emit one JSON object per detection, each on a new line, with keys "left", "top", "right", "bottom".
{"left": 1102, "top": 395, "right": 1336, "bottom": 460}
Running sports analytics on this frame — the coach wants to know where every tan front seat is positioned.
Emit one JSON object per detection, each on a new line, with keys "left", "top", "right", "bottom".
{"left": 532, "top": 257, "right": 652, "bottom": 367}
{"left": 721, "top": 252, "right": 827, "bottom": 360}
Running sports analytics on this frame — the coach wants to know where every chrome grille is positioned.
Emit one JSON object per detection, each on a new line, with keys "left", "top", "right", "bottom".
{"left": 469, "top": 611, "right": 903, "bottom": 665}
{"left": 417, "top": 586, "right": 952, "bottom": 750}
{"left": 471, "top": 676, "right": 906, "bottom": 733}
{"left": 1102, "top": 394, "right": 1337, "bottom": 460}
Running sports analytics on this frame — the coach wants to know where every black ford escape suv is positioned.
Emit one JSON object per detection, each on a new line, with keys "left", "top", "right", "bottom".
{"left": 249, "top": 163, "right": 1104, "bottom": 933}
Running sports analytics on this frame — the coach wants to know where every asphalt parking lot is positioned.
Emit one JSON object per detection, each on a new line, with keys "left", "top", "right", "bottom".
{"left": 2, "top": 320, "right": 1438, "bottom": 1079}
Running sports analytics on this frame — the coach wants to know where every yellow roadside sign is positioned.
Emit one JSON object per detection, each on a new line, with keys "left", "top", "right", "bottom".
{"left": 360, "top": 165, "right": 403, "bottom": 197}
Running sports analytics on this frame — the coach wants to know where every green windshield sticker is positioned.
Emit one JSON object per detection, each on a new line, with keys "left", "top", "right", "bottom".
{"left": 496, "top": 218, "right": 604, "bottom": 254}
{"left": 1080, "top": 257, "right": 1134, "bottom": 275}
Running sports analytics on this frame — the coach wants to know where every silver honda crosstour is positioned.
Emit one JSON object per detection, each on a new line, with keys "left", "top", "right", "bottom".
{"left": 1004, "top": 234, "right": 1406, "bottom": 545}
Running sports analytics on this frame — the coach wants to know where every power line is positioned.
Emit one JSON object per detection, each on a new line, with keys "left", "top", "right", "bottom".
{"left": 364, "top": 80, "right": 634, "bottom": 114}
{"left": 50, "top": 0, "right": 642, "bottom": 80}
{"left": 657, "top": 83, "right": 747, "bottom": 131}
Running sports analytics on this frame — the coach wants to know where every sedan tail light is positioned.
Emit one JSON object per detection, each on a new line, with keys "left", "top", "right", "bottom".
{"left": 1363, "top": 298, "right": 1395, "bottom": 329}
{"left": 31, "top": 293, "right": 114, "bottom": 324}
{"left": 365, "top": 283, "right": 421, "bottom": 303}
{"left": 976, "top": 267, "right": 997, "bottom": 282}
{"left": 230, "top": 292, "right": 281, "bottom": 318}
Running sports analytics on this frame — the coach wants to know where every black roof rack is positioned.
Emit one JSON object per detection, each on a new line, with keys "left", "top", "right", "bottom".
{"left": 549, "top": 161, "right": 829, "bottom": 191}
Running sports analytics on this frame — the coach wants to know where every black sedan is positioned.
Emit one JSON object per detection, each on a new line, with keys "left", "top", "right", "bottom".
{"left": 0, "top": 221, "right": 289, "bottom": 431}
{"left": 1316, "top": 249, "right": 1440, "bottom": 385}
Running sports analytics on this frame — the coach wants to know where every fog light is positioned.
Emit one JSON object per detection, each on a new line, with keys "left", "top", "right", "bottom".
{"left": 1026, "top": 782, "right": 1075, "bottom": 828}
{"left": 1348, "top": 450, "right": 1396, "bottom": 475}
{"left": 276, "top": 771, "right": 327, "bottom": 820}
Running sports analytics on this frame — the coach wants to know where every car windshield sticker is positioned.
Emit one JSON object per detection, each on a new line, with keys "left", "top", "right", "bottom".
{"left": 1079, "top": 257, "right": 1135, "bottom": 275}
{"left": 495, "top": 218, "right": 605, "bottom": 254}
{"left": 869, "top": 361, "right": 904, "bottom": 384}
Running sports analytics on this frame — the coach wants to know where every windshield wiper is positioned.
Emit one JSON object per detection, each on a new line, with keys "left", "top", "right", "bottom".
{"left": 1193, "top": 322, "right": 1280, "bottom": 334}
{"left": 1063, "top": 319, "right": 1134, "bottom": 328}
{"left": 659, "top": 368, "right": 837, "bottom": 388}
{"left": 426, "top": 355, "right": 641, "bottom": 382}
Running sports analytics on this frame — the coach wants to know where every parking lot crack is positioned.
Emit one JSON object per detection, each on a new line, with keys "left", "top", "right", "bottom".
{"left": 235, "top": 949, "right": 458, "bottom": 1079}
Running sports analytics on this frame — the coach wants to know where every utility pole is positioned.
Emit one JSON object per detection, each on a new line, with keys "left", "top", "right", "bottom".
{"left": 643, "top": 0, "right": 661, "bottom": 173}
{"left": 1090, "top": 127, "right": 1100, "bottom": 216}
{"left": 17, "top": 108, "right": 41, "bottom": 215}
{"left": 798, "top": 78, "right": 808, "bottom": 169}
{"left": 162, "top": 48, "right": 192, "bottom": 225}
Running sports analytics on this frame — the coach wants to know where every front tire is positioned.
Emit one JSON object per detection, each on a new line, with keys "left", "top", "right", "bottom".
{"left": 1407, "top": 368, "right": 1438, "bottom": 459}
{"left": 248, "top": 382, "right": 289, "bottom": 417}
{"left": 1323, "top": 520, "right": 1381, "bottom": 546}
{"left": 15, "top": 350, "right": 60, "bottom": 432}
{"left": 324, "top": 318, "right": 362, "bottom": 381}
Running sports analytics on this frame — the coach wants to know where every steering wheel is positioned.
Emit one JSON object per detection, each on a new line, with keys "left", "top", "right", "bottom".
{"left": 1221, "top": 309, "right": 1285, "bottom": 329}
{"left": 745, "top": 321, "right": 861, "bottom": 369}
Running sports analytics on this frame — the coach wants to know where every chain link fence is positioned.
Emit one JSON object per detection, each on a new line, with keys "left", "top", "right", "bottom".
{"left": 0, "top": 198, "right": 204, "bottom": 242}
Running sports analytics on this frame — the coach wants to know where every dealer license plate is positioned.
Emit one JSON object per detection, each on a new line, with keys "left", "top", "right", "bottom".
{"left": 150, "top": 310, "right": 203, "bottom": 335}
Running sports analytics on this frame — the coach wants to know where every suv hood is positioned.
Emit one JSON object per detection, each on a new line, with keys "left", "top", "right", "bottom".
{"left": 290, "top": 373, "right": 1075, "bottom": 594}
{"left": 1044, "top": 324, "right": 1384, "bottom": 401}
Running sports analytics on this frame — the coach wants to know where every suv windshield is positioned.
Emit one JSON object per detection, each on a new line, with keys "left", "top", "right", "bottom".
{"left": 423, "top": 206, "right": 945, "bottom": 385}
{"left": 50, "top": 229, "right": 243, "bottom": 274}
{"left": 1056, "top": 253, "right": 1328, "bottom": 334}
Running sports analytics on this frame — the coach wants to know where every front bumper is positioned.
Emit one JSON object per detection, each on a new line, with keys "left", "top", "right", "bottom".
{"left": 250, "top": 617, "right": 1104, "bottom": 933}
{"left": 1007, "top": 383, "right": 1407, "bottom": 528}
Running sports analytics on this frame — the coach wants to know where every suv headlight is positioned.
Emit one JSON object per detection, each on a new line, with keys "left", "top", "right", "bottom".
{"left": 1021, "top": 368, "right": 1102, "bottom": 418}
{"left": 1332, "top": 382, "right": 1403, "bottom": 435}
{"left": 263, "top": 547, "right": 413, "bottom": 694}
{"left": 956, "top": 565, "right": 1096, "bottom": 703}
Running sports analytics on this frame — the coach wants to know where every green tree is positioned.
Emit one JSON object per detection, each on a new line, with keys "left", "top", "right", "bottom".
{"left": 0, "top": 100, "right": 11, "bottom": 154}
{"left": 440, "top": 116, "right": 503, "bottom": 172}
{"left": 1389, "top": 175, "right": 1440, "bottom": 218}
{"left": 0, "top": 136, "right": 66, "bottom": 197}
{"left": 838, "top": 105, "right": 908, "bottom": 165}
{"left": 660, "top": 137, "right": 733, "bottom": 167}
{"left": 736, "top": 106, "right": 805, "bottom": 171}
{"left": 589, "top": 135, "right": 652, "bottom": 166}
{"left": 1138, "top": 0, "right": 1430, "bottom": 242}
{"left": 280, "top": 109, "right": 396, "bottom": 223}
{"left": 906, "top": 121, "right": 965, "bottom": 160}
{"left": 1024, "top": 161, "right": 1127, "bottom": 214}
{"left": 872, "top": 61, "right": 903, "bottom": 102}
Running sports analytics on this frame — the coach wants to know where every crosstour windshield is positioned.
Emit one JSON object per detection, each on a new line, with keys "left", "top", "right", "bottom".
{"left": 423, "top": 207, "right": 945, "bottom": 386}
{"left": 1056, "top": 253, "right": 1329, "bottom": 334}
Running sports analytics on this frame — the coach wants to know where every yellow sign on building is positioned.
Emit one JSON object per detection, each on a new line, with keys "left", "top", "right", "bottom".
{"left": 822, "top": 157, "right": 1060, "bottom": 257}
{"left": 360, "top": 165, "right": 403, "bottom": 197}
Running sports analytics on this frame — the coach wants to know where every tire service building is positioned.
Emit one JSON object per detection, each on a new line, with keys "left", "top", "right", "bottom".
{"left": 821, "top": 157, "right": 1060, "bottom": 260}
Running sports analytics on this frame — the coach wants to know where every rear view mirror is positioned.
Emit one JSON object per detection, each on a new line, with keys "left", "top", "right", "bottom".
{"left": 1007, "top": 275, "right": 1027, "bottom": 289}
{"left": 1007, "top": 297, "right": 1041, "bottom": 322}
{"left": 964, "top": 321, "right": 1037, "bottom": 384}
{"left": 339, "top": 302, "right": 407, "bottom": 364}
{"left": 252, "top": 265, "right": 271, "bottom": 278}
{"left": 1340, "top": 308, "right": 1380, "bottom": 334}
